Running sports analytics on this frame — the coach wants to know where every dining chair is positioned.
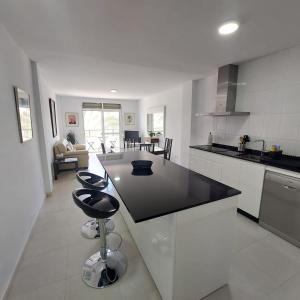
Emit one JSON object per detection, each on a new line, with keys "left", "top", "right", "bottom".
{"left": 163, "top": 138, "right": 173, "bottom": 160}
{"left": 101, "top": 142, "right": 106, "bottom": 154}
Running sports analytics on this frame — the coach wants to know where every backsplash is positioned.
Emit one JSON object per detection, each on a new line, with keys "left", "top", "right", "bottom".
{"left": 191, "top": 45, "right": 300, "bottom": 156}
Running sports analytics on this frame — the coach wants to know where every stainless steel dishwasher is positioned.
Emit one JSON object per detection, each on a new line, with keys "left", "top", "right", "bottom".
{"left": 259, "top": 171, "right": 300, "bottom": 248}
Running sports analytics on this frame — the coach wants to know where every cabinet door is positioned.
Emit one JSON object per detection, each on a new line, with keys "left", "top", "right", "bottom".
{"left": 189, "top": 154, "right": 201, "bottom": 173}
{"left": 239, "top": 161, "right": 265, "bottom": 218}
{"left": 206, "top": 160, "right": 222, "bottom": 181}
{"left": 190, "top": 151, "right": 222, "bottom": 180}
{"left": 220, "top": 156, "right": 241, "bottom": 189}
{"left": 238, "top": 183, "right": 263, "bottom": 218}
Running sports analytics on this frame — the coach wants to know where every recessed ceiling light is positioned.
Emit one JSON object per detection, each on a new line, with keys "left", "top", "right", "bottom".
{"left": 110, "top": 89, "right": 118, "bottom": 93}
{"left": 218, "top": 21, "right": 239, "bottom": 35}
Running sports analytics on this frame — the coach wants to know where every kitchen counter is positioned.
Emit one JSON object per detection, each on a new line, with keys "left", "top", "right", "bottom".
{"left": 190, "top": 144, "right": 300, "bottom": 173}
{"left": 96, "top": 151, "right": 240, "bottom": 300}
{"left": 98, "top": 151, "right": 240, "bottom": 222}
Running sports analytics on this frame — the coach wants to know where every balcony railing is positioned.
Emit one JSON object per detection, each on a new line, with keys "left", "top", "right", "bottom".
{"left": 84, "top": 129, "right": 120, "bottom": 152}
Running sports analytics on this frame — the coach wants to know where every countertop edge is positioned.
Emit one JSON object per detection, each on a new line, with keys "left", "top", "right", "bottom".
{"left": 190, "top": 145, "right": 300, "bottom": 174}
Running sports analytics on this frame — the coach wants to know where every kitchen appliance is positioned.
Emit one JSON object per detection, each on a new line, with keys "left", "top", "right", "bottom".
{"left": 259, "top": 171, "right": 300, "bottom": 248}
{"left": 200, "top": 64, "right": 250, "bottom": 116}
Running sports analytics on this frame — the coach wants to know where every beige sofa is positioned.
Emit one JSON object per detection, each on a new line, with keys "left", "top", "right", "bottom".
{"left": 54, "top": 139, "right": 89, "bottom": 169}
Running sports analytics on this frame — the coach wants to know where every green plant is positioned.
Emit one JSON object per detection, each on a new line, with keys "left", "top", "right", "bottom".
{"left": 148, "top": 130, "right": 156, "bottom": 137}
{"left": 66, "top": 131, "right": 76, "bottom": 144}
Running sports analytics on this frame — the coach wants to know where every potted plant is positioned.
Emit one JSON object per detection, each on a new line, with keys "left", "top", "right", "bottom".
{"left": 66, "top": 131, "right": 76, "bottom": 145}
{"left": 148, "top": 130, "right": 156, "bottom": 138}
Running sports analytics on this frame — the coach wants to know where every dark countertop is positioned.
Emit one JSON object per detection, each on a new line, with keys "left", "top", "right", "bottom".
{"left": 97, "top": 151, "right": 241, "bottom": 223}
{"left": 190, "top": 144, "right": 300, "bottom": 173}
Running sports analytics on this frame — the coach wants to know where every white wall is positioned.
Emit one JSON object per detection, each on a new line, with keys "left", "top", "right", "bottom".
{"left": 32, "top": 63, "right": 60, "bottom": 193}
{"left": 57, "top": 95, "right": 139, "bottom": 144}
{"left": 192, "top": 45, "right": 300, "bottom": 156}
{"left": 139, "top": 82, "right": 193, "bottom": 166}
{"left": 0, "top": 24, "right": 45, "bottom": 299}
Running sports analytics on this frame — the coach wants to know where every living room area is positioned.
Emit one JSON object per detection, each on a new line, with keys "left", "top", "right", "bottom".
{"left": 57, "top": 95, "right": 140, "bottom": 153}
{"left": 51, "top": 93, "right": 174, "bottom": 180}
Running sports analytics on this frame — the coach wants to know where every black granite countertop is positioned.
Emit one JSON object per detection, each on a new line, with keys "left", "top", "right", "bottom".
{"left": 190, "top": 144, "right": 300, "bottom": 173}
{"left": 97, "top": 151, "right": 240, "bottom": 223}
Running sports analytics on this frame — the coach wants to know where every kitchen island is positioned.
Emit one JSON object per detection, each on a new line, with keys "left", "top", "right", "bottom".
{"left": 97, "top": 151, "right": 240, "bottom": 300}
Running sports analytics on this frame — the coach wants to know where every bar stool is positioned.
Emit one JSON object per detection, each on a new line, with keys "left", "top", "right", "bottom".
{"left": 76, "top": 171, "right": 114, "bottom": 239}
{"left": 72, "top": 189, "right": 127, "bottom": 288}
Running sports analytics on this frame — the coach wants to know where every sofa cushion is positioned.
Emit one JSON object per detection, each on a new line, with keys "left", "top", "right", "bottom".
{"left": 56, "top": 142, "right": 67, "bottom": 154}
{"left": 64, "top": 149, "right": 88, "bottom": 156}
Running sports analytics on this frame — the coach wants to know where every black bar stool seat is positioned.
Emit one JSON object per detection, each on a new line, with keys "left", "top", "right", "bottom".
{"left": 72, "top": 189, "right": 127, "bottom": 288}
{"left": 76, "top": 171, "right": 114, "bottom": 239}
{"left": 73, "top": 189, "right": 119, "bottom": 219}
{"left": 76, "top": 171, "right": 108, "bottom": 190}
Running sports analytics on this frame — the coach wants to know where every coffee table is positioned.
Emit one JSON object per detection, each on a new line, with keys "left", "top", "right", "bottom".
{"left": 53, "top": 157, "right": 79, "bottom": 180}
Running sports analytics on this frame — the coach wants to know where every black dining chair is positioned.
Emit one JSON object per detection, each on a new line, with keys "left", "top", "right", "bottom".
{"left": 101, "top": 142, "right": 106, "bottom": 154}
{"left": 163, "top": 138, "right": 173, "bottom": 160}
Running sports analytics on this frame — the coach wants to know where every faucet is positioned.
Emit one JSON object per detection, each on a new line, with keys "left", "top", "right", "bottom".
{"left": 253, "top": 139, "right": 265, "bottom": 156}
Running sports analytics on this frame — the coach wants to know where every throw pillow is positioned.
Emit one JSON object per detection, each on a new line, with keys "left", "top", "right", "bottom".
{"left": 66, "top": 142, "right": 74, "bottom": 151}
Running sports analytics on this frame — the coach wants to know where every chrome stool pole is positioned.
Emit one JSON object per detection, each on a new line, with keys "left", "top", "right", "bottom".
{"left": 72, "top": 189, "right": 127, "bottom": 288}
{"left": 81, "top": 218, "right": 115, "bottom": 239}
{"left": 82, "top": 220, "right": 127, "bottom": 288}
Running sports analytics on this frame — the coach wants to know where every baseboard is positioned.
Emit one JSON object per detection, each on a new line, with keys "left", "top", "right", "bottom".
{"left": 237, "top": 208, "right": 259, "bottom": 223}
{"left": 1, "top": 195, "right": 45, "bottom": 300}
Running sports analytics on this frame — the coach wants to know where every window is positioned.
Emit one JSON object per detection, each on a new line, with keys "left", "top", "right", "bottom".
{"left": 83, "top": 102, "right": 121, "bottom": 152}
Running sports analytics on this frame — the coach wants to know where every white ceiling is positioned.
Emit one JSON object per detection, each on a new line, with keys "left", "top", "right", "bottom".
{"left": 1, "top": 0, "right": 300, "bottom": 99}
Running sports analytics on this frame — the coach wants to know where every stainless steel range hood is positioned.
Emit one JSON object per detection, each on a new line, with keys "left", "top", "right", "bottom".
{"left": 201, "top": 64, "right": 250, "bottom": 116}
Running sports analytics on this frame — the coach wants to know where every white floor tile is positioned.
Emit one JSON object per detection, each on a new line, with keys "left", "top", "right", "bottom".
{"left": 65, "top": 274, "right": 122, "bottom": 300}
{"left": 229, "top": 251, "right": 277, "bottom": 298}
{"left": 8, "top": 247, "right": 67, "bottom": 296}
{"left": 264, "top": 233, "right": 300, "bottom": 263}
{"left": 267, "top": 271, "right": 300, "bottom": 300}
{"left": 240, "top": 239, "right": 300, "bottom": 287}
{"left": 234, "top": 214, "right": 269, "bottom": 252}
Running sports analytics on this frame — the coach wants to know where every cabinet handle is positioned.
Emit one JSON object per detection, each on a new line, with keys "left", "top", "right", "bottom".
{"left": 283, "top": 185, "right": 297, "bottom": 191}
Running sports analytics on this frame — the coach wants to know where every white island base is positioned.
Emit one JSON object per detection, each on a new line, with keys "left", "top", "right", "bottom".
{"left": 117, "top": 195, "right": 238, "bottom": 300}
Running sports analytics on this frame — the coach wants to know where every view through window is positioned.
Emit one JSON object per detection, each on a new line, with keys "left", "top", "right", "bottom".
{"left": 83, "top": 106, "right": 120, "bottom": 152}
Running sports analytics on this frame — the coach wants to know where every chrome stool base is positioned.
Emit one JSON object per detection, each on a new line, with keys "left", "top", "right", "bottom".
{"left": 82, "top": 250, "right": 127, "bottom": 288}
{"left": 81, "top": 219, "right": 115, "bottom": 239}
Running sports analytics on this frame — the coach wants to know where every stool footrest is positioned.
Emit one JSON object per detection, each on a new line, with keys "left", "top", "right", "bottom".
{"left": 82, "top": 250, "right": 127, "bottom": 288}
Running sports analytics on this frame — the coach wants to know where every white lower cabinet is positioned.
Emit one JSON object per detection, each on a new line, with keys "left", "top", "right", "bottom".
{"left": 189, "top": 149, "right": 265, "bottom": 218}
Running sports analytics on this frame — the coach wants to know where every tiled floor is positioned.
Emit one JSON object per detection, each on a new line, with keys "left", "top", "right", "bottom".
{"left": 5, "top": 158, "right": 300, "bottom": 300}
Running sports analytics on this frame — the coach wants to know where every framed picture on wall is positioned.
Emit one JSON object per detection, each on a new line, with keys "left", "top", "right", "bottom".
{"left": 49, "top": 98, "right": 57, "bottom": 137}
{"left": 65, "top": 112, "right": 79, "bottom": 127}
{"left": 14, "top": 86, "right": 33, "bottom": 143}
{"left": 124, "top": 113, "right": 135, "bottom": 125}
